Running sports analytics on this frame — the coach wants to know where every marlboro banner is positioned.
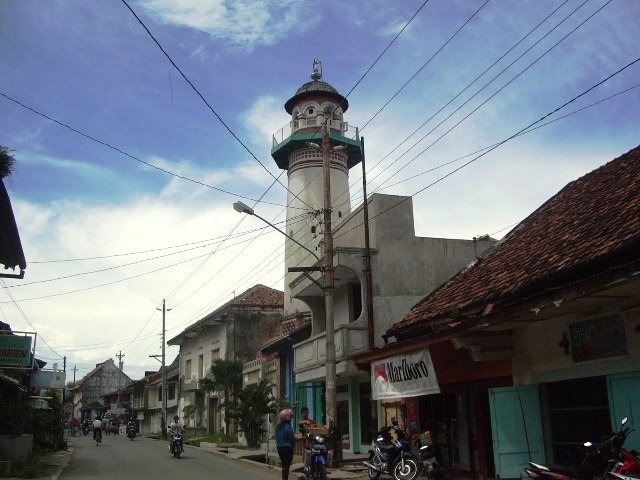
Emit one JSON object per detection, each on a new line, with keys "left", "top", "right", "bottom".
{"left": 371, "top": 349, "right": 440, "bottom": 400}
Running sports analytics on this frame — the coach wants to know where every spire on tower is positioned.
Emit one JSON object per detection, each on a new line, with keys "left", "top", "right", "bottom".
{"left": 311, "top": 59, "right": 322, "bottom": 81}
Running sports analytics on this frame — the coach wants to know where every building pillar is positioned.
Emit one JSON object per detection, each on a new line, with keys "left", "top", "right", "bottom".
{"left": 349, "top": 377, "right": 362, "bottom": 453}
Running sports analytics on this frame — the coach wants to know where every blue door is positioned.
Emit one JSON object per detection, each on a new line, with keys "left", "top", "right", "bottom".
{"left": 489, "top": 385, "right": 545, "bottom": 479}
{"left": 608, "top": 372, "right": 640, "bottom": 451}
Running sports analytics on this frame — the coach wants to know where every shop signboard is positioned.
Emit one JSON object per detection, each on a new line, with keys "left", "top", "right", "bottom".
{"left": 371, "top": 349, "right": 440, "bottom": 400}
{"left": 0, "top": 335, "right": 32, "bottom": 367}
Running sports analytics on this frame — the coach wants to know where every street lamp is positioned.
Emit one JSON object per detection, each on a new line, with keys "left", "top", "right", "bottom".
{"left": 233, "top": 201, "right": 321, "bottom": 265}
{"left": 234, "top": 118, "right": 343, "bottom": 432}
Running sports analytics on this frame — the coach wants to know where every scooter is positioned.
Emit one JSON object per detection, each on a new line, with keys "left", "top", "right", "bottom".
{"left": 126, "top": 423, "right": 136, "bottom": 440}
{"left": 170, "top": 432, "right": 184, "bottom": 458}
{"left": 364, "top": 421, "right": 421, "bottom": 480}
{"left": 303, "top": 433, "right": 328, "bottom": 480}
{"left": 417, "top": 442, "right": 443, "bottom": 479}
{"left": 525, "top": 417, "right": 634, "bottom": 480}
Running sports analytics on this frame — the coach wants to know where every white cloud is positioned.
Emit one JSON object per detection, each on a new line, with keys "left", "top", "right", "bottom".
{"left": 190, "top": 44, "right": 208, "bottom": 60}
{"left": 138, "top": 0, "right": 307, "bottom": 50}
{"left": 5, "top": 190, "right": 286, "bottom": 380}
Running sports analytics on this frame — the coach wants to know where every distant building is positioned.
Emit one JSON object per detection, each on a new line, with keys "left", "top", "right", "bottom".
{"left": 71, "top": 358, "right": 132, "bottom": 421}
{"left": 168, "top": 284, "right": 284, "bottom": 434}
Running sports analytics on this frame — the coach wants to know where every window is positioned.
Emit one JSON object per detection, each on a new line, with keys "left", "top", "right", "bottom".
{"left": 157, "top": 387, "right": 162, "bottom": 401}
{"left": 198, "top": 354, "right": 204, "bottom": 380}
{"left": 185, "top": 359, "right": 192, "bottom": 380}
{"left": 211, "top": 349, "right": 220, "bottom": 363}
{"left": 168, "top": 383, "right": 176, "bottom": 400}
{"left": 350, "top": 283, "right": 363, "bottom": 322}
{"left": 307, "top": 107, "right": 314, "bottom": 115}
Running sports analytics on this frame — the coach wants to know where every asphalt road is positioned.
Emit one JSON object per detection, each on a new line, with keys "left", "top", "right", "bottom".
{"left": 62, "top": 433, "right": 282, "bottom": 480}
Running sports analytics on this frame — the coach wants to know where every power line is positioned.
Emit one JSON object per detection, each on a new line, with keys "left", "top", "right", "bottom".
{"left": 0, "top": 91, "right": 300, "bottom": 209}
{"left": 333, "top": 55, "right": 640, "bottom": 244}
{"left": 369, "top": 0, "right": 611, "bottom": 197}
{"left": 120, "top": 0, "right": 314, "bottom": 211}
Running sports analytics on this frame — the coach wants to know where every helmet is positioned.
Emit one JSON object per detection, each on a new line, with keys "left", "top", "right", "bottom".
{"left": 279, "top": 409, "right": 292, "bottom": 422}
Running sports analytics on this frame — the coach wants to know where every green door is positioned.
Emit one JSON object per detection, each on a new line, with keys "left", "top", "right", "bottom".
{"left": 608, "top": 372, "right": 640, "bottom": 451}
{"left": 489, "top": 385, "right": 545, "bottom": 479}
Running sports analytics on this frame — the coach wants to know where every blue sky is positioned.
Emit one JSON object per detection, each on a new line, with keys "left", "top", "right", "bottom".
{"left": 1, "top": 0, "right": 638, "bottom": 381}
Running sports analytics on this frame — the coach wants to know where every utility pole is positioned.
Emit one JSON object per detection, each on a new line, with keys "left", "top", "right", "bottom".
{"left": 116, "top": 351, "right": 125, "bottom": 371}
{"left": 322, "top": 119, "right": 336, "bottom": 430}
{"left": 359, "top": 134, "right": 375, "bottom": 350}
{"left": 152, "top": 299, "right": 169, "bottom": 439}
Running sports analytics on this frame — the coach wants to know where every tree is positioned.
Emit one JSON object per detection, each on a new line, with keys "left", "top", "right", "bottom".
{"left": 0, "top": 146, "right": 16, "bottom": 179}
{"left": 225, "top": 379, "right": 277, "bottom": 448}
{"left": 199, "top": 359, "right": 243, "bottom": 437}
{"left": 182, "top": 404, "right": 198, "bottom": 428}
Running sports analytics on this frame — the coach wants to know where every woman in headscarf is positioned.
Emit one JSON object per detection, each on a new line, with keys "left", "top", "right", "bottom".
{"left": 275, "top": 408, "right": 296, "bottom": 480}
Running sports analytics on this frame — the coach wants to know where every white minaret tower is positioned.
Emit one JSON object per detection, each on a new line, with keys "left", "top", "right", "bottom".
{"left": 271, "top": 60, "right": 362, "bottom": 316}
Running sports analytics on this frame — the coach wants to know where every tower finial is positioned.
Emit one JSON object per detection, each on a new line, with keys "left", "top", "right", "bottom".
{"left": 311, "top": 59, "right": 322, "bottom": 81}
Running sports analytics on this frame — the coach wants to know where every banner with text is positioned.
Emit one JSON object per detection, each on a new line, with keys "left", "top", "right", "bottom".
{"left": 371, "top": 349, "right": 440, "bottom": 400}
{"left": 0, "top": 335, "right": 32, "bottom": 367}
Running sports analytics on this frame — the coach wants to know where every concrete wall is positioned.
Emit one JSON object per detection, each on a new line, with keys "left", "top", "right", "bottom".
{"left": 76, "top": 359, "right": 132, "bottom": 414}
{"left": 333, "top": 193, "right": 494, "bottom": 347}
{"left": 0, "top": 434, "right": 32, "bottom": 463}
{"left": 513, "top": 307, "right": 640, "bottom": 385}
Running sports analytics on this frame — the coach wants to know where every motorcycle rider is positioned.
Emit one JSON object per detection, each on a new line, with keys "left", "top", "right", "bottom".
{"left": 168, "top": 415, "right": 185, "bottom": 453}
{"left": 299, "top": 407, "right": 316, "bottom": 473}
{"left": 92, "top": 416, "right": 103, "bottom": 442}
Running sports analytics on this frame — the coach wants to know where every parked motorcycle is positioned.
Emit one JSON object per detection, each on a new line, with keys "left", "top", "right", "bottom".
{"left": 364, "top": 421, "right": 421, "bottom": 480}
{"left": 170, "top": 432, "right": 184, "bottom": 458}
{"left": 303, "top": 432, "right": 328, "bottom": 480}
{"left": 525, "top": 417, "right": 633, "bottom": 480}
{"left": 609, "top": 442, "right": 640, "bottom": 478}
{"left": 417, "top": 440, "right": 443, "bottom": 479}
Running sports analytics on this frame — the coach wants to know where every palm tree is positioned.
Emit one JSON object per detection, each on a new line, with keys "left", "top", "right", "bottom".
{"left": 199, "top": 359, "right": 243, "bottom": 437}
{"left": 225, "top": 379, "right": 277, "bottom": 448}
{"left": 0, "top": 146, "right": 16, "bottom": 179}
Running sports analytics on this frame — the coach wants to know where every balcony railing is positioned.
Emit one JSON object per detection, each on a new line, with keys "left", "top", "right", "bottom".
{"left": 272, "top": 119, "right": 353, "bottom": 148}
{"left": 293, "top": 324, "right": 368, "bottom": 373}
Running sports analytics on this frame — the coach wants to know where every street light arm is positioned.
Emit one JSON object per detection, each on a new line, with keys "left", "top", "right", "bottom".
{"left": 233, "top": 202, "right": 321, "bottom": 264}
{"left": 252, "top": 211, "right": 322, "bottom": 264}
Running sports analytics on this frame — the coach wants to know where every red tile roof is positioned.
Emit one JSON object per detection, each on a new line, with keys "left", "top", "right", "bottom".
{"left": 389, "top": 145, "right": 640, "bottom": 336}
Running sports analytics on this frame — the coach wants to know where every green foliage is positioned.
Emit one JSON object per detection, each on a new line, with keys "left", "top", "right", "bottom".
{"left": 32, "top": 391, "right": 64, "bottom": 452}
{"left": 182, "top": 404, "right": 198, "bottom": 425}
{"left": 225, "top": 379, "right": 277, "bottom": 448}
{"left": 0, "top": 146, "right": 16, "bottom": 178}
{"left": 199, "top": 359, "right": 243, "bottom": 437}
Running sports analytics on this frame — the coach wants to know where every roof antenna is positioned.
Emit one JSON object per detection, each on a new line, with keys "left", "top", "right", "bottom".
{"left": 311, "top": 59, "right": 322, "bottom": 81}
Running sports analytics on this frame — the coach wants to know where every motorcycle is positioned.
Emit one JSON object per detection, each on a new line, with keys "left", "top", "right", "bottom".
{"left": 126, "top": 423, "right": 136, "bottom": 440}
{"left": 303, "top": 432, "right": 328, "bottom": 480}
{"left": 93, "top": 428, "right": 102, "bottom": 447}
{"left": 170, "top": 432, "right": 184, "bottom": 458}
{"left": 364, "top": 421, "right": 421, "bottom": 480}
{"left": 525, "top": 417, "right": 634, "bottom": 480}
{"left": 609, "top": 443, "right": 640, "bottom": 478}
{"left": 417, "top": 439, "right": 443, "bottom": 479}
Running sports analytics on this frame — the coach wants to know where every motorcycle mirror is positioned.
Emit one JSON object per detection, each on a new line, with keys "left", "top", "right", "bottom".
{"left": 584, "top": 441, "right": 593, "bottom": 447}
{"left": 621, "top": 417, "right": 628, "bottom": 426}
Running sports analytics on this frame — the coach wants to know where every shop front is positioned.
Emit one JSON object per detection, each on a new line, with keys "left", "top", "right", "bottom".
{"left": 363, "top": 339, "right": 513, "bottom": 478}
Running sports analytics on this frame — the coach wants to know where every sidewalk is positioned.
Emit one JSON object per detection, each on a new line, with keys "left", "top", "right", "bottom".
{"left": 197, "top": 442, "right": 371, "bottom": 480}
{"left": 0, "top": 447, "right": 73, "bottom": 480}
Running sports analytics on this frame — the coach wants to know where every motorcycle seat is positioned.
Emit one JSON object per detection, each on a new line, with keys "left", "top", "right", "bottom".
{"left": 548, "top": 464, "right": 593, "bottom": 478}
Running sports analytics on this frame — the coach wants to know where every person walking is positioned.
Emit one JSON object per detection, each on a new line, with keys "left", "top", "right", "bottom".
{"left": 275, "top": 409, "right": 296, "bottom": 480}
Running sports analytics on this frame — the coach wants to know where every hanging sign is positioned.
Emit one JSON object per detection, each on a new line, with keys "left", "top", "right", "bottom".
{"left": 0, "top": 335, "right": 32, "bottom": 367}
{"left": 371, "top": 349, "right": 440, "bottom": 400}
